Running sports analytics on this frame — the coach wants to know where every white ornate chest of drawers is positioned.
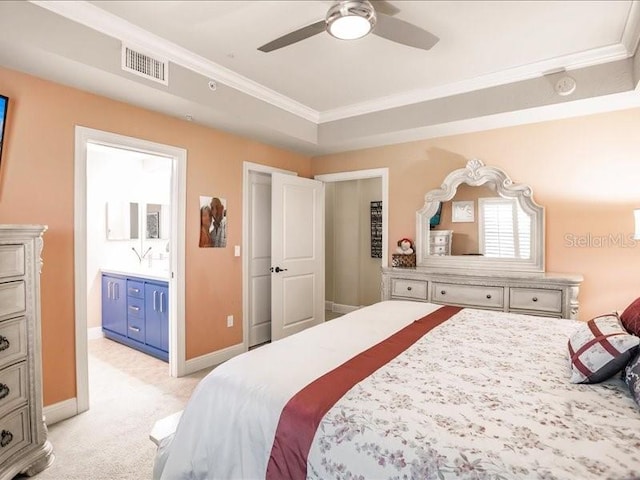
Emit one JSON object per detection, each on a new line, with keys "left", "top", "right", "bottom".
{"left": 428, "top": 230, "right": 452, "bottom": 256}
{"left": 0, "top": 226, "right": 53, "bottom": 479}
{"left": 382, "top": 267, "right": 583, "bottom": 319}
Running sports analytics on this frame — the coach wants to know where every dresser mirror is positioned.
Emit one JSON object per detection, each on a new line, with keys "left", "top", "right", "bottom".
{"left": 415, "top": 158, "right": 544, "bottom": 272}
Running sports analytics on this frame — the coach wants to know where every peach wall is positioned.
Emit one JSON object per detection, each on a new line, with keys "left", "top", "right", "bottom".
{"left": 0, "top": 67, "right": 311, "bottom": 406}
{"left": 311, "top": 108, "right": 640, "bottom": 321}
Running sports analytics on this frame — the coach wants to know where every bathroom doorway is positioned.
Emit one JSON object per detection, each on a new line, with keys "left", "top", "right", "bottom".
{"left": 73, "top": 127, "right": 187, "bottom": 417}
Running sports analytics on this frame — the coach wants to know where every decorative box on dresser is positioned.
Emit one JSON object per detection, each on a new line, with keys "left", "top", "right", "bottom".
{"left": 0, "top": 225, "right": 53, "bottom": 479}
{"left": 382, "top": 267, "right": 583, "bottom": 319}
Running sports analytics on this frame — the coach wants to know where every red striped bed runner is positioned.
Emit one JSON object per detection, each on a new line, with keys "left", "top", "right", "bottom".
{"left": 265, "top": 305, "right": 462, "bottom": 480}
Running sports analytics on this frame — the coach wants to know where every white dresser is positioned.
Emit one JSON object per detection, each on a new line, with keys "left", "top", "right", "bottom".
{"left": 382, "top": 267, "right": 583, "bottom": 319}
{"left": 0, "top": 226, "right": 53, "bottom": 479}
{"left": 429, "top": 230, "right": 452, "bottom": 256}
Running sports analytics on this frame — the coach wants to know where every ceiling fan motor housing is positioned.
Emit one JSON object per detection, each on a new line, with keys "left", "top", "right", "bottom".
{"left": 326, "top": 0, "right": 377, "bottom": 40}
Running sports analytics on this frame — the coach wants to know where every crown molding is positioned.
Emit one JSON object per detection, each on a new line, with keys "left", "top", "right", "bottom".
{"left": 29, "top": 0, "right": 321, "bottom": 123}
{"left": 622, "top": 0, "right": 640, "bottom": 55}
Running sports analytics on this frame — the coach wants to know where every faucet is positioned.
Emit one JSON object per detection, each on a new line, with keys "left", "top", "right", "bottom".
{"left": 131, "top": 246, "right": 152, "bottom": 264}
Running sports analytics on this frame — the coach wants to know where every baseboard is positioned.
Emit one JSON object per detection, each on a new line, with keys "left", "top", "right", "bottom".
{"left": 44, "top": 397, "right": 78, "bottom": 426}
{"left": 87, "top": 326, "right": 103, "bottom": 340}
{"left": 332, "top": 303, "right": 360, "bottom": 314}
{"left": 184, "top": 342, "right": 246, "bottom": 375}
{"left": 324, "top": 300, "right": 333, "bottom": 311}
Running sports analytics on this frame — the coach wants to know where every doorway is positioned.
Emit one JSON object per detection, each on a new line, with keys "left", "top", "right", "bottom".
{"left": 74, "top": 127, "right": 187, "bottom": 416}
{"left": 315, "top": 169, "right": 389, "bottom": 315}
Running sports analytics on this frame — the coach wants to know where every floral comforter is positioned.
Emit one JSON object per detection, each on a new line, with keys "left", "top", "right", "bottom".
{"left": 308, "top": 308, "right": 640, "bottom": 480}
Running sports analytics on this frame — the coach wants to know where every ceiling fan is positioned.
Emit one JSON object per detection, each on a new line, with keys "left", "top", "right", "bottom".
{"left": 257, "top": 0, "right": 439, "bottom": 53}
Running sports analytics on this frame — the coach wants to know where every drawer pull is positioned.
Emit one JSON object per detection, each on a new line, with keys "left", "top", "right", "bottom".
{"left": 440, "top": 290, "right": 446, "bottom": 295}
{"left": 0, "top": 336, "right": 9, "bottom": 352}
{"left": 129, "top": 288, "right": 140, "bottom": 294}
{"left": 486, "top": 294, "right": 492, "bottom": 299}
{"left": 0, "top": 430, "right": 13, "bottom": 448}
{"left": 0, "top": 384, "right": 9, "bottom": 401}
{"left": 129, "top": 306, "right": 140, "bottom": 312}
{"left": 407, "top": 286, "right": 412, "bottom": 291}
{"left": 532, "top": 297, "right": 538, "bottom": 302}
{"left": 129, "top": 326, "right": 140, "bottom": 333}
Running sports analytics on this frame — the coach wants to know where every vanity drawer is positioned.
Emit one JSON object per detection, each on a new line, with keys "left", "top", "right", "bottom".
{"left": 0, "top": 282, "right": 25, "bottom": 320}
{"left": 391, "top": 279, "right": 428, "bottom": 300}
{"left": 0, "top": 317, "right": 27, "bottom": 370}
{"left": 432, "top": 283, "right": 504, "bottom": 309}
{"left": 0, "top": 362, "right": 28, "bottom": 417}
{"left": 431, "top": 245, "right": 449, "bottom": 255}
{"left": 0, "top": 406, "right": 30, "bottom": 466}
{"left": 127, "top": 280, "right": 145, "bottom": 299}
{"left": 509, "top": 288, "right": 562, "bottom": 313}
{"left": 0, "top": 245, "right": 25, "bottom": 279}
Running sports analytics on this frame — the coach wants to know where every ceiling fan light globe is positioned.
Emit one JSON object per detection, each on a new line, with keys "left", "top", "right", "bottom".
{"left": 328, "top": 15, "right": 372, "bottom": 40}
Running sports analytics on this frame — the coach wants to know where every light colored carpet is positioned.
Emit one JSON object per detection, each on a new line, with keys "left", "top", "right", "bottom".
{"left": 32, "top": 338, "right": 212, "bottom": 480}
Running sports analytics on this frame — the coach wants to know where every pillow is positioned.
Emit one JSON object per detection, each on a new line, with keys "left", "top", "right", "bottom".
{"left": 568, "top": 313, "right": 639, "bottom": 384}
{"left": 621, "top": 297, "right": 640, "bottom": 336}
{"left": 624, "top": 351, "right": 640, "bottom": 406}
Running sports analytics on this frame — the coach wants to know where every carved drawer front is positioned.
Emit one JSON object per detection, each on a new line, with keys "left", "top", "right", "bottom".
{"left": 510, "top": 288, "right": 562, "bottom": 313}
{"left": 430, "top": 235, "right": 449, "bottom": 245}
{"left": 391, "top": 279, "right": 428, "bottom": 300}
{"left": 0, "top": 282, "right": 26, "bottom": 320}
{"left": 0, "top": 363, "right": 28, "bottom": 417}
{"left": 0, "top": 317, "right": 27, "bottom": 370}
{"left": 0, "top": 406, "right": 30, "bottom": 466}
{"left": 431, "top": 245, "right": 448, "bottom": 255}
{"left": 0, "top": 245, "right": 25, "bottom": 279}
{"left": 432, "top": 283, "right": 504, "bottom": 309}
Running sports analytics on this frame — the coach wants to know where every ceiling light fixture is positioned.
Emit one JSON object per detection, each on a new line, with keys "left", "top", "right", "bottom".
{"left": 326, "top": 1, "right": 376, "bottom": 41}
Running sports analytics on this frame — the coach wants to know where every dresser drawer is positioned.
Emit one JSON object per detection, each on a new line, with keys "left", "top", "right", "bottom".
{"left": 127, "top": 280, "right": 145, "bottom": 299}
{"left": 432, "top": 283, "right": 504, "bottom": 309}
{"left": 509, "top": 288, "right": 562, "bottom": 313}
{"left": 0, "top": 363, "right": 28, "bottom": 417}
{"left": 0, "top": 281, "right": 25, "bottom": 320}
{"left": 430, "top": 245, "right": 449, "bottom": 255}
{"left": 0, "top": 245, "right": 25, "bottom": 279}
{"left": 0, "top": 317, "right": 27, "bottom": 370}
{"left": 0, "top": 406, "right": 30, "bottom": 466}
{"left": 391, "top": 279, "right": 428, "bottom": 300}
{"left": 430, "top": 235, "right": 449, "bottom": 245}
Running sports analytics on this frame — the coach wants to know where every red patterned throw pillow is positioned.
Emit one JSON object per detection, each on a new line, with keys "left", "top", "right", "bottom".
{"left": 568, "top": 314, "right": 640, "bottom": 384}
{"left": 621, "top": 297, "right": 640, "bottom": 336}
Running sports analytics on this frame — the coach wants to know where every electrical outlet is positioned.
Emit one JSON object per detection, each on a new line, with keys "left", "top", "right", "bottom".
{"left": 226, "top": 315, "right": 234, "bottom": 328}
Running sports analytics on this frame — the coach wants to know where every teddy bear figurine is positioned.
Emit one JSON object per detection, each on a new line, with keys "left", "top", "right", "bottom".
{"left": 396, "top": 238, "right": 414, "bottom": 255}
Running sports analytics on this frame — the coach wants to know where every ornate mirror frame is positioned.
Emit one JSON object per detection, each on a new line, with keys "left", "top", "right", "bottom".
{"left": 416, "top": 158, "right": 545, "bottom": 272}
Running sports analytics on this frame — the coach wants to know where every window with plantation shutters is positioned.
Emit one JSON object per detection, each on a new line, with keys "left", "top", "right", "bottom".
{"left": 478, "top": 197, "right": 531, "bottom": 259}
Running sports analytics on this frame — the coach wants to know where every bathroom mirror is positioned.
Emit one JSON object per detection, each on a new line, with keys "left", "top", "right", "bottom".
{"left": 106, "top": 201, "right": 139, "bottom": 240}
{"left": 415, "top": 159, "right": 544, "bottom": 272}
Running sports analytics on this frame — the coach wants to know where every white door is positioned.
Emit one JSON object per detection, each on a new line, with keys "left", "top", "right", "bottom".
{"left": 248, "top": 171, "right": 272, "bottom": 347}
{"left": 271, "top": 173, "right": 324, "bottom": 341}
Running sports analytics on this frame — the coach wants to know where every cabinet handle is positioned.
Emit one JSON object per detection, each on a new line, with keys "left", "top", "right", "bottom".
{"left": 440, "top": 290, "right": 446, "bottom": 295}
{"left": 114, "top": 283, "right": 120, "bottom": 300}
{"left": 129, "top": 288, "right": 140, "bottom": 294}
{"left": 532, "top": 297, "right": 538, "bottom": 302}
{"left": 0, "top": 336, "right": 9, "bottom": 352}
{"left": 153, "top": 291, "right": 158, "bottom": 312}
{"left": 160, "top": 292, "right": 165, "bottom": 313}
{"left": 407, "top": 286, "right": 412, "bottom": 291}
{"left": 129, "top": 306, "right": 140, "bottom": 312}
{"left": 0, "top": 384, "right": 9, "bottom": 401}
{"left": 486, "top": 294, "right": 492, "bottom": 299}
{"left": 129, "top": 326, "right": 140, "bottom": 333}
{"left": 107, "top": 281, "right": 112, "bottom": 300}
{"left": 0, "top": 430, "right": 13, "bottom": 448}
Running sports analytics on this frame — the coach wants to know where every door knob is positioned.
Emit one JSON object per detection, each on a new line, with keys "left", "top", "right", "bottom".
{"left": 273, "top": 266, "right": 288, "bottom": 273}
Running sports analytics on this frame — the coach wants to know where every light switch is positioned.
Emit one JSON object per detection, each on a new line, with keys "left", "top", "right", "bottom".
{"left": 234, "top": 245, "right": 241, "bottom": 257}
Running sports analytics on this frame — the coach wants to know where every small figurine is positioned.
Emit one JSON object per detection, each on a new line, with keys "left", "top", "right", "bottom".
{"left": 396, "top": 238, "right": 414, "bottom": 255}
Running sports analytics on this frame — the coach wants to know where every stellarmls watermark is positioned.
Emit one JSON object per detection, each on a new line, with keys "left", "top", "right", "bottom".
{"left": 564, "top": 233, "right": 638, "bottom": 248}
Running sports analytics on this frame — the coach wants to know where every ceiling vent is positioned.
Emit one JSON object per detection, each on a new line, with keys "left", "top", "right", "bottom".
{"left": 121, "top": 45, "right": 168, "bottom": 86}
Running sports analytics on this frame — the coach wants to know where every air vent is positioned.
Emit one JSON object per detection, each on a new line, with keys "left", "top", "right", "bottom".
{"left": 121, "top": 45, "right": 168, "bottom": 85}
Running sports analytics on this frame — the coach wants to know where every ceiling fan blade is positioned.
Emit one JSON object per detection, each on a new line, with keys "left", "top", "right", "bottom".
{"left": 371, "top": 0, "right": 400, "bottom": 17}
{"left": 373, "top": 14, "right": 439, "bottom": 51}
{"left": 258, "top": 20, "right": 326, "bottom": 52}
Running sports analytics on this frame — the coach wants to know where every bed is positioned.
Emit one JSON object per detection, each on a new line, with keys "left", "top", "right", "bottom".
{"left": 153, "top": 301, "right": 640, "bottom": 479}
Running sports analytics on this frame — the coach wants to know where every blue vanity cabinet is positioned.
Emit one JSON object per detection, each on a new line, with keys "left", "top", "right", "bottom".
{"left": 101, "top": 275, "right": 127, "bottom": 336}
{"left": 101, "top": 272, "right": 169, "bottom": 362}
{"left": 144, "top": 282, "right": 169, "bottom": 353}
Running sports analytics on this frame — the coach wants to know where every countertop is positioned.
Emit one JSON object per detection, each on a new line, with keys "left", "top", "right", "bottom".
{"left": 101, "top": 266, "right": 170, "bottom": 282}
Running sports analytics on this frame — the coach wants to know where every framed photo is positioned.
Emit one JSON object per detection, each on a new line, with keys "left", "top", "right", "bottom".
{"left": 452, "top": 200, "right": 475, "bottom": 223}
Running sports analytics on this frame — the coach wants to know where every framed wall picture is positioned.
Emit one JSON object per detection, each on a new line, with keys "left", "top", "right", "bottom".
{"left": 370, "top": 201, "right": 382, "bottom": 258}
{"left": 0, "top": 95, "right": 8, "bottom": 169}
{"left": 452, "top": 200, "right": 475, "bottom": 223}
